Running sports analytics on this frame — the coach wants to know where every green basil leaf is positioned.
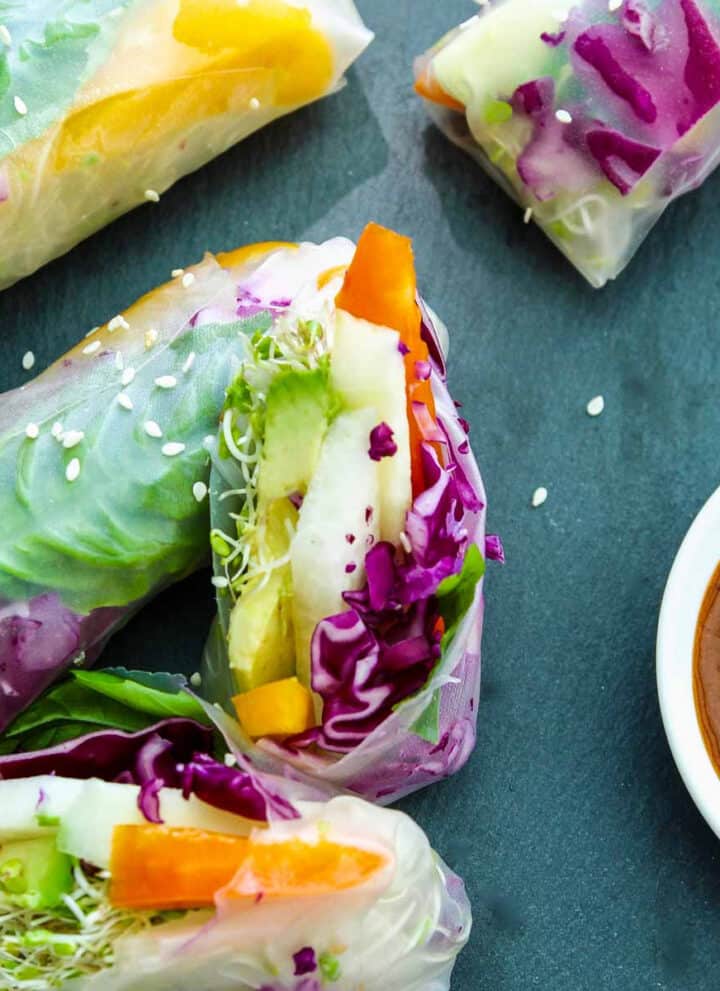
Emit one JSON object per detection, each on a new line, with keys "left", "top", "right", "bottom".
{"left": 436, "top": 543, "right": 485, "bottom": 648}
{"left": 72, "top": 669, "right": 210, "bottom": 724}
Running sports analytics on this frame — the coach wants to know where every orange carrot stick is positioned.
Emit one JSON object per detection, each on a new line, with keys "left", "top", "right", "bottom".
{"left": 110, "top": 825, "right": 387, "bottom": 910}
{"left": 336, "top": 222, "right": 438, "bottom": 494}
{"left": 414, "top": 63, "right": 465, "bottom": 112}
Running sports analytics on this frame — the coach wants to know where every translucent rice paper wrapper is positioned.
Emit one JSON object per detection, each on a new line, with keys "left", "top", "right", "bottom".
{"left": 416, "top": 0, "right": 720, "bottom": 287}
{"left": 202, "top": 244, "right": 487, "bottom": 804}
{"left": 75, "top": 793, "right": 470, "bottom": 991}
{"left": 0, "top": 0, "right": 372, "bottom": 289}
{"left": 0, "top": 252, "right": 271, "bottom": 732}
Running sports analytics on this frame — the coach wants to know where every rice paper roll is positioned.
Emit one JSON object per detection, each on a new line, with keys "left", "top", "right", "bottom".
{"left": 0, "top": 0, "right": 371, "bottom": 289}
{"left": 415, "top": 0, "right": 720, "bottom": 287}
{"left": 202, "top": 225, "right": 497, "bottom": 803}
{"left": 0, "top": 244, "right": 300, "bottom": 732}
{"left": 0, "top": 670, "right": 470, "bottom": 990}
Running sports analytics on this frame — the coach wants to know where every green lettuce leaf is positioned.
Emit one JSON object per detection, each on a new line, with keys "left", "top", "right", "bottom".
{"left": 436, "top": 543, "right": 485, "bottom": 650}
{"left": 72, "top": 669, "right": 208, "bottom": 722}
{"left": 0, "top": 668, "right": 210, "bottom": 754}
{"left": 0, "top": 297, "right": 270, "bottom": 613}
{"left": 410, "top": 543, "right": 485, "bottom": 744}
{"left": 0, "top": 1, "right": 131, "bottom": 160}
{"left": 410, "top": 690, "right": 441, "bottom": 745}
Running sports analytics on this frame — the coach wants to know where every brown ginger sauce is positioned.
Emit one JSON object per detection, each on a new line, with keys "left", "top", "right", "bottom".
{"left": 694, "top": 562, "right": 720, "bottom": 774}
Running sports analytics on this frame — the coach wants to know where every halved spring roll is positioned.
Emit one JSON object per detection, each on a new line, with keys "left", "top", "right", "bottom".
{"left": 0, "top": 670, "right": 470, "bottom": 991}
{"left": 203, "top": 225, "right": 499, "bottom": 803}
{"left": 416, "top": 0, "right": 720, "bottom": 287}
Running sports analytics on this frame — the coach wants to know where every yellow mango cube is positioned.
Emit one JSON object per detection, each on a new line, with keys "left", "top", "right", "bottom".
{"left": 233, "top": 677, "right": 316, "bottom": 740}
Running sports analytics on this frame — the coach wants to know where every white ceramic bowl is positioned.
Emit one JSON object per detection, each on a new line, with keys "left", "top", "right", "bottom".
{"left": 657, "top": 485, "right": 720, "bottom": 837}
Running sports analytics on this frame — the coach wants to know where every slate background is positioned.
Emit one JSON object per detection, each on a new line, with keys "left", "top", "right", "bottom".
{"left": 1, "top": 2, "right": 720, "bottom": 988}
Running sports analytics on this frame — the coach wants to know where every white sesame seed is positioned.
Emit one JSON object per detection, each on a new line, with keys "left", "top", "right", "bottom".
{"left": 181, "top": 272, "right": 195, "bottom": 289}
{"left": 25, "top": 423, "right": 39, "bottom": 440}
{"left": 608, "top": 0, "right": 622, "bottom": 10}
{"left": 144, "top": 328, "right": 159, "bottom": 350}
{"left": 144, "top": 420, "right": 163, "bottom": 439}
{"left": 108, "top": 315, "right": 129, "bottom": 332}
{"left": 13, "top": 95, "right": 27, "bottom": 116}
{"left": 51, "top": 421, "right": 64, "bottom": 439}
{"left": 62, "top": 430, "right": 85, "bottom": 449}
{"left": 82, "top": 340, "right": 101, "bottom": 355}
{"left": 115, "top": 351, "right": 124, "bottom": 370}
{"left": 399, "top": 531, "right": 412, "bottom": 554}
{"left": 85, "top": 326, "right": 100, "bottom": 338}
{"left": 182, "top": 351, "right": 196, "bottom": 374}
{"left": 555, "top": 109, "right": 572, "bottom": 124}
{"left": 171, "top": 268, "right": 185, "bottom": 278}
{"left": 586, "top": 395, "right": 605, "bottom": 417}
{"left": 120, "top": 367, "right": 135, "bottom": 387}
{"left": 116, "top": 392, "right": 133, "bottom": 411}
{"left": 21, "top": 350, "right": 35, "bottom": 371}
{"left": 154, "top": 375, "right": 177, "bottom": 390}
{"left": 249, "top": 97, "right": 260, "bottom": 110}
{"left": 189, "top": 671, "right": 202, "bottom": 687}
{"left": 0, "top": 25, "right": 12, "bottom": 47}
{"left": 531, "top": 486, "right": 548, "bottom": 508}
{"left": 211, "top": 576, "right": 229, "bottom": 589}
{"left": 65, "top": 458, "right": 81, "bottom": 483}
{"left": 192, "top": 481, "right": 208, "bottom": 503}
{"left": 144, "top": 188, "right": 160, "bottom": 203}
{"left": 162, "top": 441, "right": 185, "bottom": 457}
{"left": 523, "top": 206, "right": 533, "bottom": 224}
{"left": 224, "top": 752, "right": 237, "bottom": 767}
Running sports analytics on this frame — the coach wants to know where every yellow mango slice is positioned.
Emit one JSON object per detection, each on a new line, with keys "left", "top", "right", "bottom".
{"left": 49, "top": 0, "right": 334, "bottom": 172}
{"left": 174, "top": 0, "right": 335, "bottom": 104}
{"left": 233, "top": 677, "right": 316, "bottom": 739}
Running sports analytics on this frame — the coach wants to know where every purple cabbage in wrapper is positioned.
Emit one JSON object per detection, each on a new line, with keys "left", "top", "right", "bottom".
{"left": 0, "top": 716, "right": 296, "bottom": 823}
{"left": 417, "top": 0, "right": 720, "bottom": 287}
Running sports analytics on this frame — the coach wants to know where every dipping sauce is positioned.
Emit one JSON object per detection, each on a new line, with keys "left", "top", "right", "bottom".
{"left": 694, "top": 563, "right": 720, "bottom": 774}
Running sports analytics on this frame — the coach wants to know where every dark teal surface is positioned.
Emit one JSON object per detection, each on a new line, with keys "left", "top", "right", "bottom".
{"left": 1, "top": 2, "right": 719, "bottom": 988}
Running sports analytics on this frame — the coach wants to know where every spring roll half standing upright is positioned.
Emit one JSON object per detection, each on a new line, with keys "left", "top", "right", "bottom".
{"left": 0, "top": 670, "right": 470, "bottom": 991}
{"left": 204, "top": 224, "right": 499, "bottom": 803}
{"left": 0, "top": 0, "right": 372, "bottom": 289}
{"left": 416, "top": 0, "right": 720, "bottom": 287}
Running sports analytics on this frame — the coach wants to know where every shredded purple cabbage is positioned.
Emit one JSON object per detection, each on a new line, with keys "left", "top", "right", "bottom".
{"left": 510, "top": 0, "right": 720, "bottom": 198}
{"left": 585, "top": 127, "right": 661, "bottom": 193}
{"left": 293, "top": 948, "right": 317, "bottom": 976}
{"left": 368, "top": 422, "right": 398, "bottom": 461}
{"left": 574, "top": 30, "right": 658, "bottom": 123}
{"left": 0, "top": 718, "right": 296, "bottom": 823}
{"left": 178, "top": 751, "right": 298, "bottom": 821}
{"left": 681, "top": 0, "right": 720, "bottom": 123}
{"left": 513, "top": 77, "right": 555, "bottom": 118}
{"left": 484, "top": 534, "right": 506, "bottom": 564}
{"left": 0, "top": 594, "right": 127, "bottom": 733}
{"left": 541, "top": 29, "right": 566, "bottom": 47}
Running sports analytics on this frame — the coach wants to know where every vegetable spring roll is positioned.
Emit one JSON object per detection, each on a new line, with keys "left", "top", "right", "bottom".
{"left": 416, "top": 0, "right": 720, "bottom": 287}
{"left": 0, "top": 672, "right": 470, "bottom": 991}
{"left": 203, "top": 224, "right": 498, "bottom": 803}
{"left": 0, "top": 250, "right": 252, "bottom": 732}
{"left": 0, "top": 0, "right": 371, "bottom": 289}
{"left": 0, "top": 239, "right": 358, "bottom": 731}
